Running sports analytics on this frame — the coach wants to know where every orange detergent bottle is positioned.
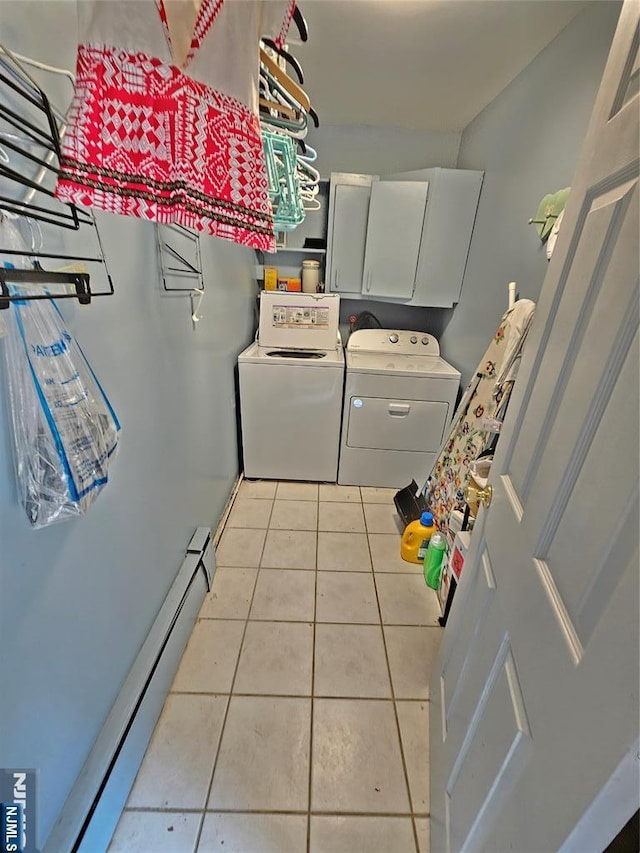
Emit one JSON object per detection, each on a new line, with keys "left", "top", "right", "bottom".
{"left": 400, "top": 511, "right": 437, "bottom": 563}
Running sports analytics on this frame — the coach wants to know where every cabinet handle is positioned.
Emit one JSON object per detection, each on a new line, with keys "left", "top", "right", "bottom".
{"left": 365, "top": 270, "right": 372, "bottom": 292}
{"left": 332, "top": 268, "right": 339, "bottom": 291}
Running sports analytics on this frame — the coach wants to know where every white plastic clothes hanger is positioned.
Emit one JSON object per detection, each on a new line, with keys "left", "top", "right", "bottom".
{"left": 261, "top": 116, "right": 308, "bottom": 140}
{"left": 297, "top": 142, "right": 317, "bottom": 163}
{"left": 259, "top": 47, "right": 310, "bottom": 113}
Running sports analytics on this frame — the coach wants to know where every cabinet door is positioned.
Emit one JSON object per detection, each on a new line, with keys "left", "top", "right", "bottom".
{"left": 412, "top": 169, "right": 483, "bottom": 307}
{"left": 362, "top": 181, "right": 428, "bottom": 299}
{"left": 326, "top": 174, "right": 375, "bottom": 294}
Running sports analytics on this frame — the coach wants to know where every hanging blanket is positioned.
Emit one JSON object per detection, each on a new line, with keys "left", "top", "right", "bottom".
{"left": 55, "top": 0, "right": 295, "bottom": 251}
{"left": 425, "top": 299, "right": 536, "bottom": 532}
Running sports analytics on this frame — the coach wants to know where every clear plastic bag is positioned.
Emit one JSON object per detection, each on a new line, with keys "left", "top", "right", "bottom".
{"left": 2, "top": 289, "right": 120, "bottom": 528}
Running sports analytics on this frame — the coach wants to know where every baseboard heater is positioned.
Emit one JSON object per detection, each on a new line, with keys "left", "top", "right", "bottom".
{"left": 43, "top": 528, "right": 215, "bottom": 853}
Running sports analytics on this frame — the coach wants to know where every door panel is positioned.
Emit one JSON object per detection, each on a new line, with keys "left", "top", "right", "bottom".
{"left": 447, "top": 642, "right": 530, "bottom": 853}
{"left": 441, "top": 548, "right": 499, "bottom": 750}
{"left": 329, "top": 182, "right": 372, "bottom": 293}
{"left": 345, "top": 396, "right": 448, "bottom": 451}
{"left": 508, "top": 180, "right": 638, "bottom": 506}
{"left": 431, "top": 7, "right": 640, "bottom": 852}
{"left": 545, "top": 332, "right": 638, "bottom": 645}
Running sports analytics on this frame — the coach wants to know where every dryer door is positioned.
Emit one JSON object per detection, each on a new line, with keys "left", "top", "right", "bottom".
{"left": 346, "top": 396, "right": 449, "bottom": 452}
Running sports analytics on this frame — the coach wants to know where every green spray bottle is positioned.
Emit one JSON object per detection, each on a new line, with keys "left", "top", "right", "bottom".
{"left": 424, "top": 531, "right": 447, "bottom": 590}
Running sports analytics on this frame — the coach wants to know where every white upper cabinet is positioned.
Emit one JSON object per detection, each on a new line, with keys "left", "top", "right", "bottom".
{"left": 362, "top": 180, "right": 429, "bottom": 299}
{"left": 398, "top": 167, "right": 484, "bottom": 307}
{"left": 326, "top": 167, "right": 483, "bottom": 306}
{"left": 326, "top": 173, "right": 377, "bottom": 295}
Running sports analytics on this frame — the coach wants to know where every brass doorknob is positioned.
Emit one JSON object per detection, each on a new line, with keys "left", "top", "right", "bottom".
{"left": 464, "top": 481, "right": 493, "bottom": 510}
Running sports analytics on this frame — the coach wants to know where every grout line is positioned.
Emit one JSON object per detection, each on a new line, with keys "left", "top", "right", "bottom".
{"left": 124, "top": 805, "right": 427, "bottom": 817}
{"left": 307, "top": 487, "right": 319, "bottom": 853}
{"left": 192, "top": 492, "right": 276, "bottom": 852}
{"left": 365, "top": 515, "right": 421, "bottom": 853}
{"left": 198, "top": 611, "right": 437, "bottom": 627}
{"left": 169, "top": 690, "right": 429, "bottom": 702}
{"left": 199, "top": 614, "right": 439, "bottom": 629}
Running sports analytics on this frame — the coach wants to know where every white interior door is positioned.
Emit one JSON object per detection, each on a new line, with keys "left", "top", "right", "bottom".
{"left": 430, "top": 6, "right": 639, "bottom": 852}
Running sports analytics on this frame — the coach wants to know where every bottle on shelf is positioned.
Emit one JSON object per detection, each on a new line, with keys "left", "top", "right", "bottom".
{"left": 302, "top": 259, "right": 320, "bottom": 293}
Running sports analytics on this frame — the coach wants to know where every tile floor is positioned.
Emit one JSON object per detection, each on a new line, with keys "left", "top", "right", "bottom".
{"left": 109, "top": 481, "right": 442, "bottom": 853}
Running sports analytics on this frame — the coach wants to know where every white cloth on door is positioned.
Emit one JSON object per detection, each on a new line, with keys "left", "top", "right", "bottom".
{"left": 546, "top": 208, "right": 565, "bottom": 260}
{"left": 493, "top": 298, "right": 536, "bottom": 393}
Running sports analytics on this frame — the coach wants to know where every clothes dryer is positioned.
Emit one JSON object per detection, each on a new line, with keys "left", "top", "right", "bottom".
{"left": 338, "top": 329, "right": 460, "bottom": 488}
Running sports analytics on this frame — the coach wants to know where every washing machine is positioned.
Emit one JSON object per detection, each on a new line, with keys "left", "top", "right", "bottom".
{"left": 338, "top": 329, "right": 461, "bottom": 488}
{"left": 238, "top": 292, "right": 344, "bottom": 482}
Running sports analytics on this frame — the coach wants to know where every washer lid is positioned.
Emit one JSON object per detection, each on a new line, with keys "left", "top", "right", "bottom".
{"left": 239, "top": 341, "right": 344, "bottom": 367}
{"left": 346, "top": 350, "right": 460, "bottom": 379}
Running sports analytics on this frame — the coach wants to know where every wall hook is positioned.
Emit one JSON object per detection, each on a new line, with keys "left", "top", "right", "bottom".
{"left": 529, "top": 187, "right": 570, "bottom": 242}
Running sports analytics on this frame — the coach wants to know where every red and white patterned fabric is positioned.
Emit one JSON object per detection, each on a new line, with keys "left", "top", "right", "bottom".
{"left": 55, "top": 0, "right": 295, "bottom": 251}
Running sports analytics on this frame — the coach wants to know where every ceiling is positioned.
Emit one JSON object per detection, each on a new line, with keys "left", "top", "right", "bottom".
{"left": 292, "top": 1, "right": 587, "bottom": 132}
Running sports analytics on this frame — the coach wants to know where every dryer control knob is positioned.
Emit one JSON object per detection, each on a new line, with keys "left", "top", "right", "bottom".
{"left": 389, "top": 333, "right": 399, "bottom": 343}
{"left": 410, "top": 336, "right": 418, "bottom": 344}
{"left": 421, "top": 336, "right": 431, "bottom": 345}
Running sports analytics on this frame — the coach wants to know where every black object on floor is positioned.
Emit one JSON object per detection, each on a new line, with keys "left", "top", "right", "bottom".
{"left": 604, "top": 809, "right": 639, "bottom": 853}
{"left": 394, "top": 480, "right": 429, "bottom": 529}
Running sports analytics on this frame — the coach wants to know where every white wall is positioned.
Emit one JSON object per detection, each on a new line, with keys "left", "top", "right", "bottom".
{"left": 440, "top": 1, "right": 621, "bottom": 387}
{"left": 311, "top": 123, "right": 461, "bottom": 179}
{"left": 0, "top": 3, "right": 257, "bottom": 846}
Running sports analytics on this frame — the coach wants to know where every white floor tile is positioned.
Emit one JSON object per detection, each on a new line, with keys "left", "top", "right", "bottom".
{"left": 208, "top": 696, "right": 310, "bottom": 811}
{"left": 360, "top": 487, "right": 397, "bottom": 504}
{"left": 364, "top": 503, "right": 404, "bottom": 534}
{"left": 314, "top": 623, "right": 391, "bottom": 698}
{"left": 199, "top": 568, "right": 257, "bottom": 620}
{"left": 239, "top": 479, "right": 277, "bottom": 499}
{"left": 310, "top": 816, "right": 415, "bottom": 853}
{"left": 369, "top": 532, "right": 422, "bottom": 573}
{"left": 276, "top": 481, "right": 319, "bottom": 501}
{"left": 234, "top": 621, "right": 313, "bottom": 695}
{"left": 385, "top": 626, "right": 442, "bottom": 699}
{"left": 226, "top": 496, "right": 273, "bottom": 529}
{"left": 118, "top": 477, "right": 439, "bottom": 849}
{"left": 319, "top": 484, "right": 361, "bottom": 502}
{"left": 269, "top": 499, "right": 318, "bottom": 531}
{"left": 108, "top": 811, "right": 200, "bottom": 853}
{"left": 199, "top": 813, "right": 307, "bottom": 853}
{"left": 316, "top": 572, "right": 379, "bottom": 624}
{"left": 416, "top": 818, "right": 430, "bottom": 853}
{"left": 171, "top": 620, "right": 244, "bottom": 693}
{"left": 375, "top": 574, "right": 442, "bottom": 625}
{"left": 261, "top": 529, "right": 317, "bottom": 570}
{"left": 318, "top": 502, "right": 366, "bottom": 533}
{"left": 312, "top": 698, "right": 410, "bottom": 813}
{"left": 397, "top": 700, "right": 430, "bottom": 812}
{"left": 127, "top": 694, "right": 226, "bottom": 809}
{"left": 317, "top": 532, "right": 371, "bottom": 572}
{"left": 216, "top": 528, "right": 266, "bottom": 567}
{"left": 250, "top": 569, "right": 316, "bottom": 621}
